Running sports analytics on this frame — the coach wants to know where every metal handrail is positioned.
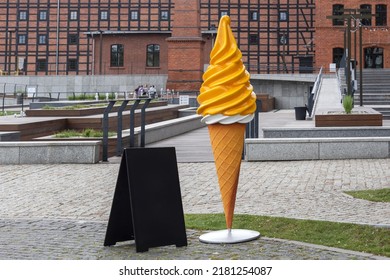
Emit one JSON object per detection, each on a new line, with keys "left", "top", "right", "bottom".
{"left": 307, "top": 66, "right": 323, "bottom": 118}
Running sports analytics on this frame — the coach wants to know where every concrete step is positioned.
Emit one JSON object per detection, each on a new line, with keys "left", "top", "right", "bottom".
{"left": 245, "top": 137, "right": 390, "bottom": 161}
{"left": 355, "top": 101, "right": 390, "bottom": 106}
{"left": 262, "top": 127, "right": 390, "bottom": 138}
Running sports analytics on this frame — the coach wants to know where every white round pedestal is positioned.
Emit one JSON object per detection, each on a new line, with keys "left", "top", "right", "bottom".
{"left": 199, "top": 229, "right": 260, "bottom": 244}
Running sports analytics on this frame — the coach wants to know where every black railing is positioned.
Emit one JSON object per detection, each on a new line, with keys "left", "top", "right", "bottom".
{"left": 246, "top": 99, "right": 262, "bottom": 139}
{"left": 307, "top": 66, "right": 323, "bottom": 118}
{"left": 101, "top": 98, "right": 152, "bottom": 162}
{"left": 1, "top": 83, "right": 29, "bottom": 113}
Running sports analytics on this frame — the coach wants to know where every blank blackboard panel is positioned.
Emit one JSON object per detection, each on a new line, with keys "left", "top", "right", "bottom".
{"left": 104, "top": 155, "right": 135, "bottom": 246}
{"left": 125, "top": 147, "right": 187, "bottom": 252}
{"left": 104, "top": 147, "right": 187, "bottom": 252}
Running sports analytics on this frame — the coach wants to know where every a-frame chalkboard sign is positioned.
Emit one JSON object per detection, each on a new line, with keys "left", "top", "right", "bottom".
{"left": 104, "top": 147, "right": 187, "bottom": 252}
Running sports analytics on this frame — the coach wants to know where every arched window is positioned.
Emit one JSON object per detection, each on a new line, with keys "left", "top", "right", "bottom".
{"left": 333, "top": 48, "right": 344, "bottom": 68}
{"left": 332, "top": 4, "right": 344, "bottom": 26}
{"left": 111, "top": 44, "right": 124, "bottom": 67}
{"left": 146, "top": 44, "right": 160, "bottom": 67}
{"left": 376, "top": 5, "right": 387, "bottom": 26}
{"left": 360, "top": 4, "right": 372, "bottom": 26}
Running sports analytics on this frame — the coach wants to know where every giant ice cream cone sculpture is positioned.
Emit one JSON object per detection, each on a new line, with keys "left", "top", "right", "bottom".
{"left": 197, "top": 15, "right": 256, "bottom": 230}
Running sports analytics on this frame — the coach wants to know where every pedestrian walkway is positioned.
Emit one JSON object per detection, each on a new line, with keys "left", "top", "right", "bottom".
{"left": 315, "top": 77, "right": 343, "bottom": 114}
{"left": 1, "top": 76, "right": 390, "bottom": 259}
{"left": 0, "top": 155, "right": 389, "bottom": 259}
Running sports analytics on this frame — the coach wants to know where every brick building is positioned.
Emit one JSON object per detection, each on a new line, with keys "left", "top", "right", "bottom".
{"left": 315, "top": 1, "right": 390, "bottom": 71}
{"left": 0, "top": 1, "right": 388, "bottom": 91}
{"left": 0, "top": 0, "right": 174, "bottom": 76}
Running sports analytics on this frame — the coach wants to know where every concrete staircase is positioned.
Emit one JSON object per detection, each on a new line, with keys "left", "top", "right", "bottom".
{"left": 355, "top": 69, "right": 390, "bottom": 119}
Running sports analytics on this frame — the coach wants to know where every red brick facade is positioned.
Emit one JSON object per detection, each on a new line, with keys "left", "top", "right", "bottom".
{"left": 93, "top": 33, "right": 170, "bottom": 75}
{"left": 0, "top": 1, "right": 389, "bottom": 91}
{"left": 315, "top": 1, "right": 390, "bottom": 71}
{"left": 0, "top": 0, "right": 173, "bottom": 76}
{"left": 166, "top": 0, "right": 205, "bottom": 91}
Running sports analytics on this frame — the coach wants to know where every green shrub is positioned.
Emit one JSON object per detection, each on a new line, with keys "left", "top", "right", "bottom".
{"left": 68, "top": 93, "right": 117, "bottom": 101}
{"left": 54, "top": 129, "right": 115, "bottom": 138}
{"left": 342, "top": 95, "right": 354, "bottom": 114}
{"left": 68, "top": 94, "right": 99, "bottom": 101}
{"left": 0, "top": 111, "right": 19, "bottom": 116}
{"left": 41, "top": 105, "right": 55, "bottom": 110}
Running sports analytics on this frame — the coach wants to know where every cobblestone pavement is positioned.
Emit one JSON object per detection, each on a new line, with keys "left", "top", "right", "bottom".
{"left": 0, "top": 219, "right": 382, "bottom": 260}
{"left": 1, "top": 159, "right": 390, "bottom": 260}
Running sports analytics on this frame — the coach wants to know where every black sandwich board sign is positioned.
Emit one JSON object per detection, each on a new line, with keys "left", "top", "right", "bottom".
{"left": 104, "top": 147, "right": 187, "bottom": 252}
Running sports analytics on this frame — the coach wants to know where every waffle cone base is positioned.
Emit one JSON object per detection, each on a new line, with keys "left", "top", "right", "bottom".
{"left": 208, "top": 123, "right": 245, "bottom": 229}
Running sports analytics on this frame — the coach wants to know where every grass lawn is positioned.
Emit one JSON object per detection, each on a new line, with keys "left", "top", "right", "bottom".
{"left": 0, "top": 111, "right": 19, "bottom": 116}
{"left": 345, "top": 188, "right": 390, "bottom": 203}
{"left": 54, "top": 128, "right": 116, "bottom": 138}
{"left": 185, "top": 214, "right": 390, "bottom": 258}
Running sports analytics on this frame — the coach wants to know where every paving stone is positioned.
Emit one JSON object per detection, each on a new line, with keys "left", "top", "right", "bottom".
{"left": 0, "top": 159, "right": 390, "bottom": 259}
{"left": 0, "top": 219, "right": 382, "bottom": 260}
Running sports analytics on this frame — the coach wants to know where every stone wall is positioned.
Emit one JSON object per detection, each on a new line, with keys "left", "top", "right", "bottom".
{"left": 251, "top": 74, "right": 317, "bottom": 109}
{"left": 1, "top": 73, "right": 316, "bottom": 109}
{"left": 0, "top": 74, "right": 168, "bottom": 97}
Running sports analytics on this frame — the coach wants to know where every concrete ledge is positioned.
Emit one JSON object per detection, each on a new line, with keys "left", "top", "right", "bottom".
{"left": 130, "top": 114, "right": 206, "bottom": 145}
{"left": 0, "top": 141, "right": 101, "bottom": 164}
{"left": 263, "top": 127, "right": 390, "bottom": 138}
{"left": 245, "top": 137, "right": 390, "bottom": 161}
{"left": 29, "top": 100, "right": 106, "bottom": 109}
{"left": 31, "top": 114, "right": 204, "bottom": 159}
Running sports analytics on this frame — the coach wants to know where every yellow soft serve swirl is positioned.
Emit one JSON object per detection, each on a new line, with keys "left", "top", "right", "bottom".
{"left": 197, "top": 15, "right": 256, "bottom": 124}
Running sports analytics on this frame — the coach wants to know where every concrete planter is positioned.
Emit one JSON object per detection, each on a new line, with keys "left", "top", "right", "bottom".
{"left": 34, "top": 114, "right": 204, "bottom": 160}
{"left": 34, "top": 135, "right": 126, "bottom": 160}
{"left": 0, "top": 141, "right": 101, "bottom": 164}
{"left": 315, "top": 108, "right": 383, "bottom": 127}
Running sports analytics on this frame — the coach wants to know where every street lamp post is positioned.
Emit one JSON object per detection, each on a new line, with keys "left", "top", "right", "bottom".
{"left": 346, "top": 16, "right": 352, "bottom": 96}
{"left": 327, "top": 9, "right": 373, "bottom": 105}
{"left": 359, "top": 22, "right": 363, "bottom": 106}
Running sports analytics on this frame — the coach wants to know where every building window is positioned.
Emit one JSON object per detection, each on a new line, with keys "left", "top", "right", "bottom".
{"left": 130, "top": 10, "right": 139, "bottom": 20}
{"left": 38, "top": 34, "right": 47, "bottom": 45}
{"left": 279, "top": 33, "right": 288, "bottom": 45}
{"left": 160, "top": 10, "right": 169, "bottom": 20}
{"left": 250, "top": 11, "right": 258, "bottom": 21}
{"left": 221, "top": 11, "right": 228, "bottom": 17}
{"left": 376, "top": 5, "right": 387, "bottom": 26}
{"left": 36, "top": 59, "right": 47, "bottom": 72}
{"left": 68, "top": 34, "right": 78, "bottom": 45}
{"left": 70, "top": 11, "right": 78, "bottom": 21}
{"left": 333, "top": 47, "right": 344, "bottom": 68}
{"left": 111, "top": 44, "right": 124, "bottom": 67}
{"left": 18, "top": 34, "right": 27, "bottom": 45}
{"left": 279, "top": 11, "right": 288, "bottom": 22}
{"left": 100, "top": 10, "right": 108, "bottom": 21}
{"left": 249, "top": 34, "right": 258, "bottom": 45}
{"left": 360, "top": 5, "right": 372, "bottom": 26}
{"left": 19, "top": 11, "right": 28, "bottom": 21}
{"left": 39, "top": 10, "right": 47, "bottom": 21}
{"left": 68, "top": 59, "right": 78, "bottom": 71}
{"left": 146, "top": 44, "right": 160, "bottom": 67}
{"left": 365, "top": 47, "right": 384, "bottom": 68}
{"left": 332, "top": 4, "right": 344, "bottom": 26}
